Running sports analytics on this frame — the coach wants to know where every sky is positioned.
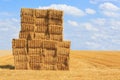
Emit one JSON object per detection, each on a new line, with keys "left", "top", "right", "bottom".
{"left": 0, "top": 0, "right": 120, "bottom": 50}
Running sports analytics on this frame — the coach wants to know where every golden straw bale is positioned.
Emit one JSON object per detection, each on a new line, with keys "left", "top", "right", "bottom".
{"left": 12, "top": 39, "right": 27, "bottom": 48}
{"left": 57, "top": 41, "right": 71, "bottom": 48}
{"left": 29, "top": 55, "right": 43, "bottom": 63}
{"left": 15, "top": 62, "right": 28, "bottom": 70}
{"left": 48, "top": 19, "right": 63, "bottom": 26}
{"left": 21, "top": 15, "right": 34, "bottom": 24}
{"left": 48, "top": 9, "right": 63, "bottom": 19}
{"left": 48, "top": 25, "right": 63, "bottom": 34}
{"left": 14, "top": 55, "right": 28, "bottom": 62}
{"left": 35, "top": 9, "right": 48, "bottom": 18}
{"left": 35, "top": 18, "right": 47, "bottom": 26}
{"left": 13, "top": 48, "right": 27, "bottom": 55}
{"left": 28, "top": 48, "right": 42, "bottom": 55}
{"left": 35, "top": 26, "right": 47, "bottom": 33}
{"left": 19, "top": 31, "right": 35, "bottom": 40}
{"left": 28, "top": 40, "right": 43, "bottom": 48}
{"left": 21, "top": 23, "right": 35, "bottom": 31}
{"left": 34, "top": 32, "right": 47, "bottom": 40}
{"left": 43, "top": 40, "right": 57, "bottom": 49}
{"left": 21, "top": 8, "right": 33, "bottom": 16}
{"left": 50, "top": 34, "right": 63, "bottom": 41}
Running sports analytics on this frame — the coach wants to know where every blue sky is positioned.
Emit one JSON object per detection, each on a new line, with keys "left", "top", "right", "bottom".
{"left": 0, "top": 0, "right": 120, "bottom": 50}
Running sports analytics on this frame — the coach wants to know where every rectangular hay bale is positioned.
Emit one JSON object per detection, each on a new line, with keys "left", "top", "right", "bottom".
{"left": 28, "top": 40, "right": 43, "bottom": 48}
{"left": 29, "top": 63, "right": 41, "bottom": 70}
{"left": 12, "top": 39, "right": 26, "bottom": 48}
{"left": 35, "top": 26, "right": 47, "bottom": 33}
{"left": 42, "top": 49, "right": 56, "bottom": 57}
{"left": 57, "top": 41, "right": 71, "bottom": 48}
{"left": 21, "top": 8, "right": 33, "bottom": 16}
{"left": 15, "top": 62, "right": 28, "bottom": 70}
{"left": 48, "top": 19, "right": 63, "bottom": 26}
{"left": 48, "top": 25, "right": 63, "bottom": 34}
{"left": 48, "top": 9, "right": 63, "bottom": 19}
{"left": 35, "top": 18, "right": 47, "bottom": 26}
{"left": 34, "top": 32, "right": 47, "bottom": 40}
{"left": 43, "top": 40, "right": 57, "bottom": 49}
{"left": 56, "top": 63, "right": 69, "bottom": 70}
{"left": 13, "top": 48, "right": 27, "bottom": 55}
{"left": 19, "top": 31, "right": 35, "bottom": 39}
{"left": 41, "top": 63, "right": 55, "bottom": 70}
{"left": 21, "top": 23, "right": 35, "bottom": 31}
{"left": 14, "top": 55, "right": 28, "bottom": 62}
{"left": 42, "top": 56, "right": 56, "bottom": 64}
{"left": 21, "top": 15, "right": 34, "bottom": 24}
{"left": 29, "top": 55, "right": 42, "bottom": 63}
{"left": 50, "top": 34, "right": 63, "bottom": 41}
{"left": 56, "top": 47, "right": 70, "bottom": 56}
{"left": 28, "top": 48, "right": 42, "bottom": 55}
{"left": 35, "top": 9, "right": 48, "bottom": 18}
{"left": 56, "top": 55, "right": 69, "bottom": 63}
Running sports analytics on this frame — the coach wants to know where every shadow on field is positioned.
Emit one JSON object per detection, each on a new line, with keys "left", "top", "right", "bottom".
{"left": 0, "top": 65, "right": 15, "bottom": 69}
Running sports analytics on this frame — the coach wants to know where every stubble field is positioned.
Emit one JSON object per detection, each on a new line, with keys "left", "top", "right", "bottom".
{"left": 0, "top": 50, "right": 120, "bottom": 80}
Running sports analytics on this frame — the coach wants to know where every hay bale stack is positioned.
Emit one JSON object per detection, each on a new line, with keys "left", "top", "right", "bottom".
{"left": 12, "top": 8, "right": 71, "bottom": 70}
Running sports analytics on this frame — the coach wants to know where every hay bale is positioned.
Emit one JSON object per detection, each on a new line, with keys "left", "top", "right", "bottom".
{"left": 21, "top": 15, "right": 34, "bottom": 24}
{"left": 57, "top": 41, "right": 71, "bottom": 48}
{"left": 56, "top": 63, "right": 69, "bottom": 70}
{"left": 15, "top": 62, "right": 28, "bottom": 70}
{"left": 50, "top": 34, "right": 63, "bottom": 41}
{"left": 56, "top": 55, "right": 69, "bottom": 63}
{"left": 43, "top": 40, "right": 57, "bottom": 49}
{"left": 28, "top": 40, "right": 43, "bottom": 48}
{"left": 42, "top": 49, "right": 56, "bottom": 57}
{"left": 28, "top": 48, "right": 42, "bottom": 55}
{"left": 19, "top": 31, "right": 35, "bottom": 40}
{"left": 21, "top": 8, "right": 33, "bottom": 16}
{"left": 48, "top": 19, "right": 63, "bottom": 26}
{"left": 41, "top": 63, "right": 55, "bottom": 70}
{"left": 35, "top": 18, "right": 47, "bottom": 26}
{"left": 14, "top": 55, "right": 28, "bottom": 62}
{"left": 21, "top": 23, "right": 35, "bottom": 31}
{"left": 13, "top": 48, "right": 27, "bottom": 55}
{"left": 35, "top": 9, "right": 48, "bottom": 18}
{"left": 34, "top": 32, "right": 47, "bottom": 40}
{"left": 56, "top": 47, "right": 70, "bottom": 56}
{"left": 29, "top": 55, "right": 42, "bottom": 63}
{"left": 48, "top": 9, "right": 63, "bottom": 19}
{"left": 48, "top": 25, "right": 63, "bottom": 34}
{"left": 29, "top": 63, "right": 41, "bottom": 70}
{"left": 42, "top": 56, "right": 56, "bottom": 64}
{"left": 12, "top": 39, "right": 27, "bottom": 48}
{"left": 35, "top": 26, "right": 47, "bottom": 33}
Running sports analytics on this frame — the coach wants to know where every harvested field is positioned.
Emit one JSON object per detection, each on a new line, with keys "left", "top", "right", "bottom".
{"left": 0, "top": 50, "right": 120, "bottom": 80}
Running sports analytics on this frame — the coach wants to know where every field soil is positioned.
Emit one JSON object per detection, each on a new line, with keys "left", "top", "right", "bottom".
{"left": 0, "top": 50, "right": 120, "bottom": 80}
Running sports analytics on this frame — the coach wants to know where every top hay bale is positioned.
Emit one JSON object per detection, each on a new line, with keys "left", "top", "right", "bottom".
{"left": 21, "top": 8, "right": 63, "bottom": 19}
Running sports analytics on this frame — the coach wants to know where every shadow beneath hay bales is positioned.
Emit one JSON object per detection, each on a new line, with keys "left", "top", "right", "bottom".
{"left": 0, "top": 65, "right": 15, "bottom": 69}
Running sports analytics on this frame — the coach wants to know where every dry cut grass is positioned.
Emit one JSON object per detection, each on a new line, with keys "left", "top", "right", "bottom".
{"left": 0, "top": 50, "right": 120, "bottom": 80}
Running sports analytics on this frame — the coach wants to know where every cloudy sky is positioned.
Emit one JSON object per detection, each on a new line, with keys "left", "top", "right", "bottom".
{"left": 0, "top": 0, "right": 120, "bottom": 50}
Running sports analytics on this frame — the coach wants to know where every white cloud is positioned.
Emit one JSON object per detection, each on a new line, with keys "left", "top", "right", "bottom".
{"left": 38, "top": 4, "right": 85, "bottom": 17}
{"left": 0, "top": 18, "right": 20, "bottom": 38}
{"left": 85, "top": 8, "right": 96, "bottom": 14}
{"left": 85, "top": 41, "right": 101, "bottom": 48}
{"left": 82, "top": 23, "right": 99, "bottom": 31}
{"left": 0, "top": 12, "right": 12, "bottom": 16}
{"left": 91, "top": 18, "right": 106, "bottom": 25}
{"left": 112, "top": 39, "right": 120, "bottom": 44}
{"left": 99, "top": 2, "right": 119, "bottom": 11}
{"left": 67, "top": 20, "right": 79, "bottom": 27}
{"left": 90, "top": 0, "right": 120, "bottom": 4}
{"left": 99, "top": 2, "right": 120, "bottom": 17}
